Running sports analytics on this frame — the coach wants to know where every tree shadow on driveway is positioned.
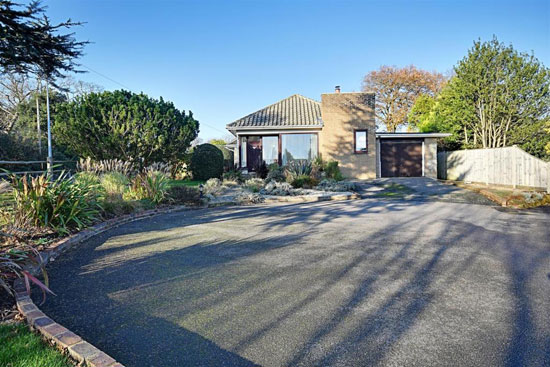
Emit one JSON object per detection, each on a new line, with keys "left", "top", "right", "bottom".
{"left": 36, "top": 199, "right": 550, "bottom": 366}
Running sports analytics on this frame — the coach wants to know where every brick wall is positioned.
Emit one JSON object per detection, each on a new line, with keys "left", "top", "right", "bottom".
{"left": 319, "top": 92, "right": 377, "bottom": 179}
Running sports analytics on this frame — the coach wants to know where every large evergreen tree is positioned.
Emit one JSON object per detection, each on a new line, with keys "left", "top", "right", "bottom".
{"left": 409, "top": 37, "right": 550, "bottom": 159}
{"left": 0, "top": 0, "right": 87, "bottom": 79}
{"left": 53, "top": 90, "right": 199, "bottom": 166}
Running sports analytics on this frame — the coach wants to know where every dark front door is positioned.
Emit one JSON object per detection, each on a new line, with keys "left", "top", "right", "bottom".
{"left": 246, "top": 136, "right": 262, "bottom": 171}
{"left": 380, "top": 139, "right": 423, "bottom": 177}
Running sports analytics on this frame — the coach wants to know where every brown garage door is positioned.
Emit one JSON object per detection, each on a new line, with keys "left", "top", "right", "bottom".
{"left": 380, "top": 139, "right": 423, "bottom": 177}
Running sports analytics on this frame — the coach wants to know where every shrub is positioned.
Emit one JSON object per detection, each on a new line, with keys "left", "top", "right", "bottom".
{"left": 101, "top": 195, "right": 138, "bottom": 218}
{"left": 100, "top": 172, "right": 129, "bottom": 197}
{"left": 285, "top": 160, "right": 313, "bottom": 183}
{"left": 291, "top": 174, "right": 319, "bottom": 189}
{"left": 126, "top": 172, "right": 169, "bottom": 204}
{"left": 143, "top": 162, "right": 173, "bottom": 177}
{"left": 244, "top": 178, "right": 265, "bottom": 193}
{"left": 266, "top": 163, "right": 285, "bottom": 182}
{"left": 190, "top": 144, "right": 224, "bottom": 180}
{"left": 203, "top": 178, "right": 222, "bottom": 195}
{"left": 254, "top": 161, "right": 269, "bottom": 179}
{"left": 8, "top": 172, "right": 102, "bottom": 235}
{"left": 77, "top": 157, "right": 136, "bottom": 176}
{"left": 0, "top": 246, "right": 53, "bottom": 301}
{"left": 167, "top": 186, "right": 202, "bottom": 206}
{"left": 223, "top": 169, "right": 243, "bottom": 183}
{"left": 73, "top": 172, "right": 101, "bottom": 187}
{"left": 325, "top": 161, "right": 344, "bottom": 181}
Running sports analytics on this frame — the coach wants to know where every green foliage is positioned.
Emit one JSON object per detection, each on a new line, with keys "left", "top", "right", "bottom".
{"left": 100, "top": 172, "right": 130, "bottom": 197}
{"left": 311, "top": 158, "right": 344, "bottom": 181}
{"left": 8, "top": 172, "right": 102, "bottom": 234}
{"left": 0, "top": 1, "right": 87, "bottom": 80}
{"left": 126, "top": 172, "right": 169, "bottom": 204}
{"left": 101, "top": 195, "right": 138, "bottom": 218}
{"left": 254, "top": 161, "right": 268, "bottom": 179}
{"left": 508, "top": 119, "right": 550, "bottom": 161}
{"left": 244, "top": 178, "right": 265, "bottom": 193}
{"left": 291, "top": 174, "right": 319, "bottom": 189}
{"left": 223, "top": 169, "right": 243, "bottom": 183}
{"left": 0, "top": 323, "right": 73, "bottom": 367}
{"left": 412, "top": 37, "right": 550, "bottom": 156}
{"left": 166, "top": 186, "right": 201, "bottom": 206}
{"left": 54, "top": 90, "right": 199, "bottom": 167}
{"left": 266, "top": 163, "right": 285, "bottom": 182}
{"left": 285, "top": 160, "right": 313, "bottom": 183}
{"left": 77, "top": 157, "right": 136, "bottom": 176}
{"left": 190, "top": 143, "right": 224, "bottom": 180}
{"left": 325, "top": 161, "right": 343, "bottom": 181}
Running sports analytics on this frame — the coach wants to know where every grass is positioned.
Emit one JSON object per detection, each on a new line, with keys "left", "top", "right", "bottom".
{"left": 0, "top": 323, "right": 74, "bottom": 367}
{"left": 373, "top": 183, "right": 414, "bottom": 198}
{"left": 168, "top": 179, "right": 204, "bottom": 188}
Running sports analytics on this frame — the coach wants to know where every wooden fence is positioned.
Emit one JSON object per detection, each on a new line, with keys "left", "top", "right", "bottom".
{"left": 0, "top": 160, "right": 75, "bottom": 177}
{"left": 437, "top": 146, "right": 550, "bottom": 192}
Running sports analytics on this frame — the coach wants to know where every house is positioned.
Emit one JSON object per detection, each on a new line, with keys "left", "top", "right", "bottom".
{"left": 226, "top": 87, "right": 450, "bottom": 179}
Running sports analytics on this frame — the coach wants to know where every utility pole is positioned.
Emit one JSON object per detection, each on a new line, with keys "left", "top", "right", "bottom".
{"left": 46, "top": 80, "right": 53, "bottom": 175}
{"left": 36, "top": 79, "right": 42, "bottom": 156}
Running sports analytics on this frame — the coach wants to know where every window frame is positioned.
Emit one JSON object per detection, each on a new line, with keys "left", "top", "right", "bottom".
{"left": 354, "top": 129, "right": 368, "bottom": 154}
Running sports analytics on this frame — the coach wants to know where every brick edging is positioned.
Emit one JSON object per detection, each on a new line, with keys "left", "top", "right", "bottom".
{"left": 13, "top": 204, "right": 198, "bottom": 367}
{"left": 14, "top": 279, "right": 123, "bottom": 367}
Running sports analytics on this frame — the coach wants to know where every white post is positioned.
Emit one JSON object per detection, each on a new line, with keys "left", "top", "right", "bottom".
{"left": 36, "top": 79, "right": 42, "bottom": 156}
{"left": 46, "top": 80, "right": 53, "bottom": 175}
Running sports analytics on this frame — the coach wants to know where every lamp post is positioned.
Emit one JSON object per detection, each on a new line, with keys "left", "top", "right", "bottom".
{"left": 45, "top": 80, "right": 53, "bottom": 175}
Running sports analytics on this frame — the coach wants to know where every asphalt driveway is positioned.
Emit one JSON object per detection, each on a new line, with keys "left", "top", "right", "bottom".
{"left": 37, "top": 198, "right": 550, "bottom": 367}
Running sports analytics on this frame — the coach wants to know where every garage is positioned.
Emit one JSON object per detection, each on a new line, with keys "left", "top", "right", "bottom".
{"left": 380, "top": 139, "right": 423, "bottom": 177}
{"left": 375, "top": 133, "right": 450, "bottom": 178}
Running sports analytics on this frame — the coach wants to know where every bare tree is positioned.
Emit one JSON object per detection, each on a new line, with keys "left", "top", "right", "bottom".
{"left": 362, "top": 65, "right": 447, "bottom": 132}
{"left": 0, "top": 73, "right": 34, "bottom": 132}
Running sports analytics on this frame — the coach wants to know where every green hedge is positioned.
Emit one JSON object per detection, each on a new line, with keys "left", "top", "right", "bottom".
{"left": 190, "top": 143, "right": 224, "bottom": 180}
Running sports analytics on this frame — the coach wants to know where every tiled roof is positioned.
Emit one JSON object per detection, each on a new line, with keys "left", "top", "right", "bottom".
{"left": 227, "top": 94, "right": 322, "bottom": 129}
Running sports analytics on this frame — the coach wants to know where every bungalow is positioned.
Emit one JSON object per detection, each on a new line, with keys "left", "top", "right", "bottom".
{"left": 226, "top": 87, "right": 450, "bottom": 179}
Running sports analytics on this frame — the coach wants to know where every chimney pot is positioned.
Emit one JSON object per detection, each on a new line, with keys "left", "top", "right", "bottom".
{"left": 335, "top": 86, "right": 341, "bottom": 93}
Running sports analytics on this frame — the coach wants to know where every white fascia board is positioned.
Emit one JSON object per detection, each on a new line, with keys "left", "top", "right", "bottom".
{"left": 375, "top": 133, "right": 451, "bottom": 138}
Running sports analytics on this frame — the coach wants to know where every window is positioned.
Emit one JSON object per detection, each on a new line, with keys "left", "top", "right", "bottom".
{"left": 281, "top": 133, "right": 318, "bottom": 165}
{"left": 354, "top": 130, "right": 368, "bottom": 153}
{"left": 262, "top": 136, "right": 278, "bottom": 165}
{"left": 240, "top": 136, "right": 247, "bottom": 168}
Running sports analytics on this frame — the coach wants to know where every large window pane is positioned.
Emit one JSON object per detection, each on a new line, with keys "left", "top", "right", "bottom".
{"left": 262, "top": 136, "right": 278, "bottom": 165}
{"left": 240, "top": 136, "right": 247, "bottom": 168}
{"left": 281, "top": 134, "right": 318, "bottom": 165}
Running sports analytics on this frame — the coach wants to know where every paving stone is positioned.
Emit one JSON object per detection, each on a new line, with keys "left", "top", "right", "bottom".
{"left": 25, "top": 310, "right": 45, "bottom": 324}
{"left": 56, "top": 331, "right": 82, "bottom": 348}
{"left": 33, "top": 317, "right": 54, "bottom": 328}
{"left": 42, "top": 323, "right": 69, "bottom": 339}
{"left": 68, "top": 341, "right": 101, "bottom": 362}
{"left": 87, "top": 351, "right": 117, "bottom": 367}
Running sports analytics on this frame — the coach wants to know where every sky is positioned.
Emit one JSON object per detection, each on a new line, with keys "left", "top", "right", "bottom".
{"left": 46, "top": 0, "right": 550, "bottom": 141}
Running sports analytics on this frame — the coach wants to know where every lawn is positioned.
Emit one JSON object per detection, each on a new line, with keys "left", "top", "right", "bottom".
{"left": 0, "top": 323, "right": 74, "bottom": 367}
{"left": 168, "top": 179, "right": 204, "bottom": 188}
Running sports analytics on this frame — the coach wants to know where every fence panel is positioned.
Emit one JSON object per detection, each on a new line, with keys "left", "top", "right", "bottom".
{"left": 438, "top": 146, "right": 550, "bottom": 192}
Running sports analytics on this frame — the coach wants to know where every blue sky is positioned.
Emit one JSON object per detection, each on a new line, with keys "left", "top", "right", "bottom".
{"left": 47, "top": 0, "right": 549, "bottom": 140}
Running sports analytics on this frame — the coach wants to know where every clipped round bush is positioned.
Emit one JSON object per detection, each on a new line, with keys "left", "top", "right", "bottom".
{"left": 190, "top": 143, "right": 224, "bottom": 180}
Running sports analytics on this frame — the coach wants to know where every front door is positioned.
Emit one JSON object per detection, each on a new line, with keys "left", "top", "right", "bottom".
{"left": 246, "top": 136, "right": 262, "bottom": 171}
